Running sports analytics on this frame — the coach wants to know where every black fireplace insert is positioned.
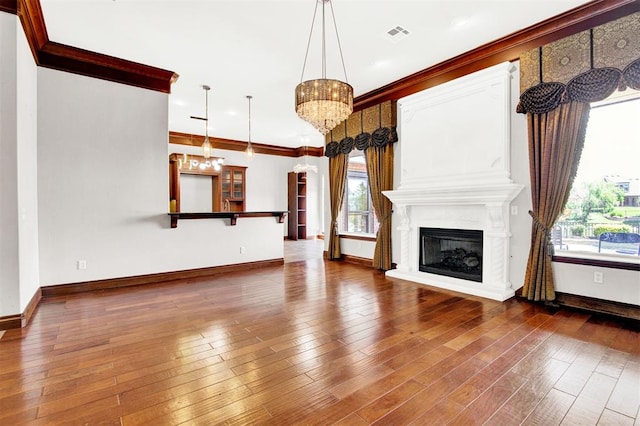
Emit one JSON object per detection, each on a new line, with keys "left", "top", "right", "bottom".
{"left": 419, "top": 227, "right": 483, "bottom": 282}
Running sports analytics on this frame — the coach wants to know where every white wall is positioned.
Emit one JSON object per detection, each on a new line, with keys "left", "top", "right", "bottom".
{"left": 554, "top": 262, "right": 640, "bottom": 304}
{"left": 37, "top": 70, "right": 285, "bottom": 287}
{"left": 340, "top": 238, "right": 376, "bottom": 259}
{"left": 16, "top": 12, "right": 40, "bottom": 312}
{"left": 0, "top": 13, "right": 21, "bottom": 316}
{"left": 180, "top": 174, "right": 214, "bottom": 212}
{"left": 0, "top": 12, "right": 39, "bottom": 316}
{"left": 507, "top": 62, "right": 533, "bottom": 290}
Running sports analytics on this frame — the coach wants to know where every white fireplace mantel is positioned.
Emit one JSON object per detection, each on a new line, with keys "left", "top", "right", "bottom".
{"left": 384, "top": 62, "right": 524, "bottom": 301}
{"left": 383, "top": 182, "right": 523, "bottom": 301}
{"left": 383, "top": 183, "right": 523, "bottom": 208}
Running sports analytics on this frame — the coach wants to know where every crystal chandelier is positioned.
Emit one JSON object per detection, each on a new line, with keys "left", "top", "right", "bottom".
{"left": 192, "top": 85, "right": 224, "bottom": 171}
{"left": 295, "top": 0, "right": 353, "bottom": 135}
{"left": 245, "top": 95, "right": 255, "bottom": 160}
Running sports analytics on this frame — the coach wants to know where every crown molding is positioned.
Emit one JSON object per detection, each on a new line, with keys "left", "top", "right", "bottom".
{"left": 293, "top": 146, "right": 324, "bottom": 157}
{"left": 0, "top": 0, "right": 17, "bottom": 15}
{"left": 354, "top": 0, "right": 640, "bottom": 111}
{"left": 169, "top": 131, "right": 324, "bottom": 158}
{"left": 11, "top": 0, "right": 177, "bottom": 93}
{"left": 38, "top": 41, "right": 178, "bottom": 93}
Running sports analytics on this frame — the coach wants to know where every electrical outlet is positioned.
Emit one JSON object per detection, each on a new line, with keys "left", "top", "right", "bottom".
{"left": 240, "top": 246, "right": 245, "bottom": 254}
{"left": 593, "top": 271, "right": 604, "bottom": 284}
{"left": 77, "top": 260, "right": 87, "bottom": 270}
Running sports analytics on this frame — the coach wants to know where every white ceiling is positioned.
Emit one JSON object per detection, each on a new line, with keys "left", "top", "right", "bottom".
{"left": 39, "top": 0, "right": 590, "bottom": 148}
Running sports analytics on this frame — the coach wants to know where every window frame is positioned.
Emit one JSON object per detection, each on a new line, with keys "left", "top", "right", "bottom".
{"left": 339, "top": 154, "right": 379, "bottom": 238}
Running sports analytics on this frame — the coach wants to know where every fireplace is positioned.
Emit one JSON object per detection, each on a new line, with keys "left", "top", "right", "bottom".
{"left": 419, "top": 228, "right": 483, "bottom": 282}
{"left": 382, "top": 62, "right": 524, "bottom": 301}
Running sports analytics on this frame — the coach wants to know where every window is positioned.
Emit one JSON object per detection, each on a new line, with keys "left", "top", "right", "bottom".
{"left": 340, "top": 153, "right": 379, "bottom": 235}
{"left": 554, "top": 91, "right": 640, "bottom": 263}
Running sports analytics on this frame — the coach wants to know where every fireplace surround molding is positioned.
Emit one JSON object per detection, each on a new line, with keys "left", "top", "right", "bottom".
{"left": 384, "top": 182, "right": 523, "bottom": 301}
{"left": 383, "top": 62, "right": 524, "bottom": 301}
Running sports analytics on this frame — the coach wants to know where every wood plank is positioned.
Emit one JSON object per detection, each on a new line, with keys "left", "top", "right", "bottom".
{"left": 597, "top": 408, "right": 635, "bottom": 425}
{"left": 606, "top": 360, "right": 640, "bottom": 418}
{"left": 522, "top": 388, "right": 575, "bottom": 425}
{"left": 554, "top": 347, "right": 606, "bottom": 396}
{"left": 485, "top": 358, "right": 570, "bottom": 424}
{"left": 333, "top": 413, "right": 369, "bottom": 426}
{"left": 448, "top": 370, "right": 529, "bottom": 425}
{"left": 328, "top": 364, "right": 395, "bottom": 400}
{"left": 561, "top": 372, "right": 617, "bottom": 425}
{"left": 356, "top": 379, "right": 425, "bottom": 423}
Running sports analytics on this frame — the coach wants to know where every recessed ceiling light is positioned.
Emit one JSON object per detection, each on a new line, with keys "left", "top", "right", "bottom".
{"left": 371, "top": 59, "right": 391, "bottom": 69}
{"left": 451, "top": 17, "right": 471, "bottom": 28}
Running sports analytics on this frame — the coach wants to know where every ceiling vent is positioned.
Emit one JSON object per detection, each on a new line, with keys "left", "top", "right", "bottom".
{"left": 385, "top": 25, "right": 410, "bottom": 43}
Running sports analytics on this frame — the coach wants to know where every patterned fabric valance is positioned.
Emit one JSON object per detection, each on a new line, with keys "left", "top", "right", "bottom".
{"left": 517, "top": 12, "right": 640, "bottom": 114}
{"left": 324, "top": 100, "right": 398, "bottom": 158}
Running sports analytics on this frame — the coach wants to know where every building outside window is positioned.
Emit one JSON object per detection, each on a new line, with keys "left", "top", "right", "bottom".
{"left": 340, "top": 154, "right": 379, "bottom": 235}
{"left": 554, "top": 92, "right": 640, "bottom": 261}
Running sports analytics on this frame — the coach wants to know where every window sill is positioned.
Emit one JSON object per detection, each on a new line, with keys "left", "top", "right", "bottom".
{"left": 339, "top": 233, "right": 376, "bottom": 242}
{"left": 552, "top": 251, "right": 640, "bottom": 271}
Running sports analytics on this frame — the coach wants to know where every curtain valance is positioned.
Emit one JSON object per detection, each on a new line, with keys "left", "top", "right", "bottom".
{"left": 324, "top": 101, "right": 398, "bottom": 158}
{"left": 517, "top": 12, "right": 640, "bottom": 114}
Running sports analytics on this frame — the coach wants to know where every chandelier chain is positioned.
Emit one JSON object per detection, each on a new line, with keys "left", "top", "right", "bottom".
{"left": 328, "top": 0, "right": 348, "bottom": 83}
{"left": 321, "top": 0, "right": 326, "bottom": 79}
{"left": 299, "top": 1, "right": 320, "bottom": 83}
{"left": 204, "top": 85, "right": 209, "bottom": 139}
{"left": 247, "top": 95, "right": 252, "bottom": 142}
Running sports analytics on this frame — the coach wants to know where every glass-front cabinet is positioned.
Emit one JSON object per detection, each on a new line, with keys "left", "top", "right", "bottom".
{"left": 220, "top": 166, "right": 246, "bottom": 211}
{"left": 233, "top": 170, "right": 244, "bottom": 199}
{"left": 221, "top": 170, "right": 231, "bottom": 200}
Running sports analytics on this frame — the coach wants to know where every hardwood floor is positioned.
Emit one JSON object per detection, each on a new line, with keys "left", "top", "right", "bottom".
{"left": 284, "top": 238, "right": 325, "bottom": 263}
{"left": 1, "top": 240, "right": 638, "bottom": 425}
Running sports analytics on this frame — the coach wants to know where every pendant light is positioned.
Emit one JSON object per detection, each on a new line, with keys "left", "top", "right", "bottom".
{"left": 245, "top": 95, "right": 255, "bottom": 160}
{"left": 191, "top": 85, "right": 224, "bottom": 171}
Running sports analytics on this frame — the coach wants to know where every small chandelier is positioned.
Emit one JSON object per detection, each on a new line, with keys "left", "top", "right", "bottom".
{"left": 293, "top": 158, "right": 318, "bottom": 174}
{"left": 245, "top": 95, "right": 255, "bottom": 160}
{"left": 177, "top": 153, "right": 225, "bottom": 172}
{"left": 295, "top": 0, "right": 353, "bottom": 135}
{"left": 192, "top": 85, "right": 224, "bottom": 171}
{"left": 293, "top": 136, "right": 318, "bottom": 173}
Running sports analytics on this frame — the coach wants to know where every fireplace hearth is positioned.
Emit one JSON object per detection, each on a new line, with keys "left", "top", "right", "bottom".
{"left": 419, "top": 228, "right": 483, "bottom": 282}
